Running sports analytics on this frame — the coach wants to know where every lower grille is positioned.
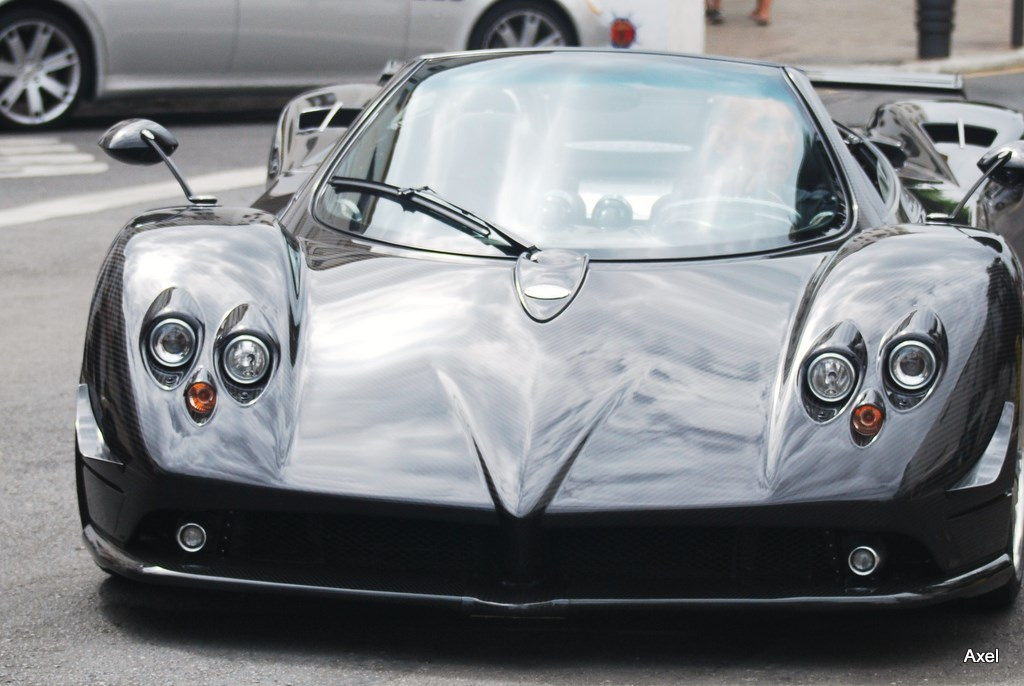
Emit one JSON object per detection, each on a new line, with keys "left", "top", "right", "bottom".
{"left": 549, "top": 526, "right": 839, "bottom": 591}
{"left": 130, "top": 510, "right": 941, "bottom": 600}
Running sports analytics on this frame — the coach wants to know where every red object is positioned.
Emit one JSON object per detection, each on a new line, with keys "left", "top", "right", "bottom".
{"left": 610, "top": 17, "right": 636, "bottom": 49}
{"left": 186, "top": 381, "right": 217, "bottom": 415}
{"left": 852, "top": 403, "right": 884, "bottom": 438}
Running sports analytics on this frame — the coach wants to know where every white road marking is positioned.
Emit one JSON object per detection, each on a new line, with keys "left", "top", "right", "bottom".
{"left": 0, "top": 143, "right": 78, "bottom": 154}
{"left": 1, "top": 152, "right": 99, "bottom": 165}
{"left": 0, "top": 166, "right": 267, "bottom": 228}
{"left": 0, "top": 135, "right": 108, "bottom": 178}
{"left": 0, "top": 162, "right": 110, "bottom": 178}
{"left": 0, "top": 136, "right": 62, "bottom": 146}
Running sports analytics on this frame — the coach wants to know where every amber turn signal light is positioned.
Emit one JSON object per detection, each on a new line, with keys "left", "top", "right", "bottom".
{"left": 852, "top": 403, "right": 884, "bottom": 438}
{"left": 186, "top": 381, "right": 217, "bottom": 415}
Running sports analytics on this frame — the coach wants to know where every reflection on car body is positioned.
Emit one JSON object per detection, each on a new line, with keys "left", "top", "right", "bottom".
{"left": 317, "top": 55, "right": 844, "bottom": 259}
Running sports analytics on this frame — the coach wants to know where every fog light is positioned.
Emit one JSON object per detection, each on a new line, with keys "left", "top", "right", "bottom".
{"left": 848, "top": 545, "right": 880, "bottom": 576}
{"left": 176, "top": 523, "right": 207, "bottom": 553}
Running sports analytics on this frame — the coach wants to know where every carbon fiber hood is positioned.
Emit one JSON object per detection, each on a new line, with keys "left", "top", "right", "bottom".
{"left": 285, "top": 247, "right": 830, "bottom": 515}
{"left": 99, "top": 213, "right": 1015, "bottom": 518}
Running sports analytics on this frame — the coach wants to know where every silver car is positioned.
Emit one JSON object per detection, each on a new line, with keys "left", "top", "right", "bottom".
{"left": 0, "top": 0, "right": 611, "bottom": 129}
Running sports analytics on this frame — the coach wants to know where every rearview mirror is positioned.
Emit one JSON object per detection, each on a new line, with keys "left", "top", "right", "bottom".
{"left": 978, "top": 140, "right": 1024, "bottom": 189}
{"left": 97, "top": 119, "right": 215, "bottom": 205}
{"left": 935, "top": 140, "right": 1024, "bottom": 224}
{"left": 98, "top": 118, "right": 178, "bottom": 166}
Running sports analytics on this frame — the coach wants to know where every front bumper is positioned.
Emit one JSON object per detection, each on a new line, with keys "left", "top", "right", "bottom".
{"left": 77, "top": 428, "right": 1018, "bottom": 613}
{"left": 77, "top": 381, "right": 1019, "bottom": 612}
{"left": 83, "top": 523, "right": 1013, "bottom": 612}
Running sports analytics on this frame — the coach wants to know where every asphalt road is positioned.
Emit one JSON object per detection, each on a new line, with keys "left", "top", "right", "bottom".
{"left": 4, "top": 72, "right": 1024, "bottom": 686}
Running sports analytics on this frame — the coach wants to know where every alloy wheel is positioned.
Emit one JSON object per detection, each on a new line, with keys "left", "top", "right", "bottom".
{"left": 0, "top": 18, "right": 82, "bottom": 126}
{"left": 480, "top": 11, "right": 568, "bottom": 48}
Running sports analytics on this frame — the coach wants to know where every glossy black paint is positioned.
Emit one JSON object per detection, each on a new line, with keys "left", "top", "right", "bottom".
{"left": 266, "top": 83, "right": 384, "bottom": 187}
{"left": 98, "top": 118, "right": 179, "bottom": 166}
{"left": 981, "top": 140, "right": 1024, "bottom": 188}
{"left": 77, "top": 50, "right": 1024, "bottom": 611}
{"left": 865, "top": 98, "right": 1024, "bottom": 225}
{"left": 98, "top": 118, "right": 218, "bottom": 205}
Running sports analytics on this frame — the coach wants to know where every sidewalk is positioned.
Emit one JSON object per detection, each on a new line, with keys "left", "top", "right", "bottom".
{"left": 703, "top": 0, "right": 1024, "bottom": 73}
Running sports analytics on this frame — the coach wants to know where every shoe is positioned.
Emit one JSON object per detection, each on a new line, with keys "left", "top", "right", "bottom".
{"left": 706, "top": 8, "right": 724, "bottom": 24}
{"left": 749, "top": 12, "right": 770, "bottom": 25}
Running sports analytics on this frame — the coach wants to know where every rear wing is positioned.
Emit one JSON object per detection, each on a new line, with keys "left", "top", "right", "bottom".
{"left": 798, "top": 68, "right": 966, "bottom": 127}
{"left": 803, "top": 68, "right": 965, "bottom": 96}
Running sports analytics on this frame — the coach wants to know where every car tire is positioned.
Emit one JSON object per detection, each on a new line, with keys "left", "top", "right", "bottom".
{"left": 0, "top": 9, "right": 90, "bottom": 129}
{"left": 468, "top": 1, "right": 577, "bottom": 50}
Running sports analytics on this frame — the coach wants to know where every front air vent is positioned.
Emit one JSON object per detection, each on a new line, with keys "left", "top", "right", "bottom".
{"left": 327, "top": 108, "right": 361, "bottom": 128}
{"left": 297, "top": 109, "right": 331, "bottom": 131}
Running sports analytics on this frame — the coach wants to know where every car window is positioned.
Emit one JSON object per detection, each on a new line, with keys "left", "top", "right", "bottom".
{"left": 318, "top": 52, "right": 848, "bottom": 259}
{"left": 846, "top": 134, "right": 899, "bottom": 211}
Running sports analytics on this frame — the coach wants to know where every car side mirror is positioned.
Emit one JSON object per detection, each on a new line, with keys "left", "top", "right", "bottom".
{"left": 932, "top": 140, "right": 1024, "bottom": 224}
{"left": 98, "top": 119, "right": 216, "bottom": 205}
{"left": 98, "top": 118, "right": 178, "bottom": 166}
{"left": 978, "top": 140, "right": 1024, "bottom": 189}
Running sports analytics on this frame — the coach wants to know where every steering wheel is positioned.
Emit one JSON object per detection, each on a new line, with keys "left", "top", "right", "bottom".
{"left": 651, "top": 195, "right": 799, "bottom": 236}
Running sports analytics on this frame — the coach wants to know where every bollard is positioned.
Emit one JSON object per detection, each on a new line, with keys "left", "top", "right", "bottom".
{"left": 917, "top": 0, "right": 955, "bottom": 59}
{"left": 1014, "top": 0, "right": 1023, "bottom": 48}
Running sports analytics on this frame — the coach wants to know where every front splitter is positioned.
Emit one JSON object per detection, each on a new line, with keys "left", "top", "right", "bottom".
{"left": 82, "top": 524, "right": 1015, "bottom": 613}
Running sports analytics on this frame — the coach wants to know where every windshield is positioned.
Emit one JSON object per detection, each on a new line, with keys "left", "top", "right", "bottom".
{"left": 317, "top": 52, "right": 847, "bottom": 259}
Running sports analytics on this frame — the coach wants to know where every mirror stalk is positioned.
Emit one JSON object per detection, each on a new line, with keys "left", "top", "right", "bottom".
{"left": 140, "top": 130, "right": 217, "bottom": 206}
{"left": 930, "top": 145, "right": 1021, "bottom": 224}
{"left": 945, "top": 152, "right": 1008, "bottom": 222}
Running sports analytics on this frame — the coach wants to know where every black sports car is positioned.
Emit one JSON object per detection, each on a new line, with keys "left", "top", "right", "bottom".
{"left": 77, "top": 49, "right": 1024, "bottom": 612}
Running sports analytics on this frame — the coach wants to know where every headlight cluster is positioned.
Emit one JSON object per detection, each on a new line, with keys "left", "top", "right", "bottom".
{"left": 801, "top": 312, "right": 945, "bottom": 445}
{"left": 806, "top": 339, "right": 939, "bottom": 406}
{"left": 143, "top": 299, "right": 277, "bottom": 419}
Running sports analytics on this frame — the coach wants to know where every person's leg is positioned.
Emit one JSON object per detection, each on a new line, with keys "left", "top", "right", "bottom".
{"left": 751, "top": 0, "right": 772, "bottom": 25}
{"left": 706, "top": 0, "right": 724, "bottom": 24}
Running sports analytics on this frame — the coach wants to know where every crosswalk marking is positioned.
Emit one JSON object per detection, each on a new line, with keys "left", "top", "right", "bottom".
{"left": 0, "top": 166, "right": 266, "bottom": 228}
{"left": 0, "top": 143, "right": 78, "bottom": 154}
{"left": 0, "top": 135, "right": 108, "bottom": 178}
{"left": 0, "top": 136, "right": 62, "bottom": 146}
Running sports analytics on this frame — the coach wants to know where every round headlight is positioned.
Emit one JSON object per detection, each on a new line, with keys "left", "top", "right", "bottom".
{"left": 222, "top": 335, "right": 270, "bottom": 385}
{"left": 807, "top": 352, "right": 856, "bottom": 403}
{"left": 888, "top": 340, "right": 936, "bottom": 391}
{"left": 149, "top": 318, "right": 196, "bottom": 368}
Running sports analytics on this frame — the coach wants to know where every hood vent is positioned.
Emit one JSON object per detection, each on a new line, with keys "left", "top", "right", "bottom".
{"left": 514, "top": 249, "right": 589, "bottom": 322}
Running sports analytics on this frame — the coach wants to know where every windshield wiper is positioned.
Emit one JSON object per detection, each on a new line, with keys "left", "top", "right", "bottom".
{"left": 328, "top": 177, "right": 537, "bottom": 256}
